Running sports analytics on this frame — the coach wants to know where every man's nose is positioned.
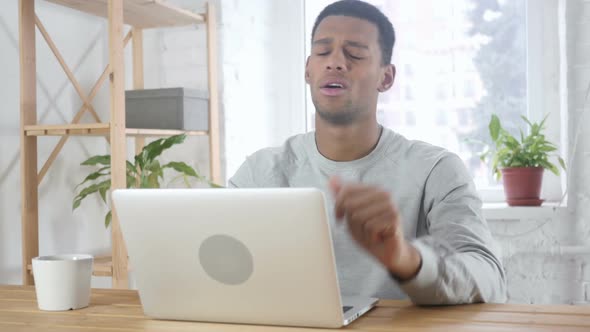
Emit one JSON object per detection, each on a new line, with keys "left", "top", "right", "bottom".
{"left": 325, "top": 51, "right": 347, "bottom": 71}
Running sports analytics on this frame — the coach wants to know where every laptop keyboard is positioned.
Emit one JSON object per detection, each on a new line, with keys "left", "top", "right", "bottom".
{"left": 342, "top": 306, "right": 353, "bottom": 313}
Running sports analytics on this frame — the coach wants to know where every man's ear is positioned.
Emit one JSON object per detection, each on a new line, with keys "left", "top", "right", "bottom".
{"left": 378, "top": 64, "right": 395, "bottom": 92}
{"left": 305, "top": 56, "right": 311, "bottom": 84}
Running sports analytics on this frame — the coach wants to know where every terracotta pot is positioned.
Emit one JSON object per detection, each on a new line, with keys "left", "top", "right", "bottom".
{"left": 500, "top": 167, "right": 544, "bottom": 206}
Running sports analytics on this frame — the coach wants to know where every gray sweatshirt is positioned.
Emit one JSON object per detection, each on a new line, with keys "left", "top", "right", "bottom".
{"left": 228, "top": 128, "right": 507, "bottom": 305}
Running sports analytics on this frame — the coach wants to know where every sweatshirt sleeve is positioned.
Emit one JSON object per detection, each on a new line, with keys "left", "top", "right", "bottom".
{"left": 228, "top": 157, "right": 256, "bottom": 188}
{"left": 398, "top": 154, "right": 507, "bottom": 305}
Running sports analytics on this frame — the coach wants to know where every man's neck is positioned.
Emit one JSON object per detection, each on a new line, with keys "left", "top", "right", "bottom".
{"left": 315, "top": 118, "right": 383, "bottom": 162}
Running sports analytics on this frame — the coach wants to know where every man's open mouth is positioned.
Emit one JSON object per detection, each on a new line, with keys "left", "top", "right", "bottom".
{"left": 322, "top": 83, "right": 345, "bottom": 89}
{"left": 319, "top": 81, "right": 348, "bottom": 97}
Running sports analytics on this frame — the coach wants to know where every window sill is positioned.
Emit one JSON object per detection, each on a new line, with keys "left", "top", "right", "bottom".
{"left": 482, "top": 202, "right": 567, "bottom": 222}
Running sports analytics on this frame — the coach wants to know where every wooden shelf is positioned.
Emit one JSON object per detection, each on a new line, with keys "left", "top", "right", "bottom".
{"left": 24, "top": 124, "right": 208, "bottom": 137}
{"left": 125, "top": 128, "right": 208, "bottom": 137}
{"left": 44, "top": 0, "right": 205, "bottom": 28}
{"left": 92, "top": 256, "right": 116, "bottom": 277}
{"left": 19, "top": 0, "right": 220, "bottom": 289}
{"left": 24, "top": 123, "right": 110, "bottom": 136}
{"left": 26, "top": 256, "right": 117, "bottom": 277}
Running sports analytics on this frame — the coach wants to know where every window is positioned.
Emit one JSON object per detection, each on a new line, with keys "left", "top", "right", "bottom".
{"left": 404, "top": 86, "right": 414, "bottom": 100}
{"left": 436, "top": 83, "right": 448, "bottom": 100}
{"left": 463, "top": 79, "right": 475, "bottom": 98}
{"left": 456, "top": 108, "right": 471, "bottom": 126}
{"left": 405, "top": 111, "right": 417, "bottom": 126}
{"left": 304, "top": 0, "right": 563, "bottom": 202}
{"left": 404, "top": 63, "right": 414, "bottom": 77}
{"left": 435, "top": 109, "right": 448, "bottom": 126}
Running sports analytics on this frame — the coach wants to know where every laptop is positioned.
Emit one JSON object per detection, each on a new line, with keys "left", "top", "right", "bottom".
{"left": 112, "top": 188, "right": 377, "bottom": 328}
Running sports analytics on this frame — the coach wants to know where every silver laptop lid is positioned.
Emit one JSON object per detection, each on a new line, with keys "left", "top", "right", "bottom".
{"left": 112, "top": 188, "right": 346, "bottom": 328}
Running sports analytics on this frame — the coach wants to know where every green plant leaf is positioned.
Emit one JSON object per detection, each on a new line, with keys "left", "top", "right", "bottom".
{"left": 105, "top": 210, "right": 112, "bottom": 228}
{"left": 208, "top": 181, "right": 224, "bottom": 188}
{"left": 503, "top": 133, "right": 520, "bottom": 150}
{"left": 126, "top": 161, "right": 137, "bottom": 176}
{"left": 141, "top": 138, "right": 164, "bottom": 163}
{"left": 491, "top": 153, "right": 499, "bottom": 175}
{"left": 145, "top": 160, "right": 162, "bottom": 175}
{"left": 81, "top": 155, "right": 111, "bottom": 166}
{"left": 72, "top": 198, "right": 82, "bottom": 210}
{"left": 77, "top": 179, "right": 111, "bottom": 197}
{"left": 493, "top": 168, "right": 502, "bottom": 181}
{"left": 520, "top": 115, "right": 533, "bottom": 128}
{"left": 162, "top": 161, "right": 198, "bottom": 178}
{"left": 75, "top": 167, "right": 110, "bottom": 190}
{"left": 540, "top": 160, "right": 559, "bottom": 176}
{"left": 538, "top": 114, "right": 549, "bottom": 131}
{"left": 99, "top": 186, "right": 107, "bottom": 203}
{"left": 140, "top": 175, "right": 150, "bottom": 188}
{"left": 538, "top": 145, "right": 557, "bottom": 153}
{"left": 479, "top": 149, "right": 489, "bottom": 162}
{"left": 134, "top": 153, "right": 146, "bottom": 172}
{"left": 147, "top": 172, "right": 160, "bottom": 188}
{"left": 558, "top": 157, "right": 566, "bottom": 170}
{"left": 126, "top": 175, "right": 136, "bottom": 188}
{"left": 183, "top": 175, "right": 191, "bottom": 187}
{"left": 489, "top": 114, "right": 501, "bottom": 142}
{"left": 72, "top": 179, "right": 111, "bottom": 210}
{"left": 144, "top": 134, "right": 187, "bottom": 165}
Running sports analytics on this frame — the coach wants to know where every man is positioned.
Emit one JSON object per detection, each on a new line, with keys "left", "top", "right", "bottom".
{"left": 229, "top": 0, "right": 506, "bottom": 305}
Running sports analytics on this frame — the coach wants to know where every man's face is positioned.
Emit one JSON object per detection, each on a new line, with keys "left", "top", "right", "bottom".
{"left": 306, "top": 15, "right": 394, "bottom": 126}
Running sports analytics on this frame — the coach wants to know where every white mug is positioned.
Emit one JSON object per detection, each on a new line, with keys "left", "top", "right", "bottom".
{"left": 32, "top": 254, "right": 93, "bottom": 311}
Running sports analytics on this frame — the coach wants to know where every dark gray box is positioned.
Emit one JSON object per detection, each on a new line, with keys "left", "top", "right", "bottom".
{"left": 125, "top": 88, "right": 209, "bottom": 131}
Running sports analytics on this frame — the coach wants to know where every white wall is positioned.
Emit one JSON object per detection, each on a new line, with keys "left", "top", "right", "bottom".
{"left": 1, "top": 0, "right": 589, "bottom": 304}
{"left": 222, "top": 0, "right": 306, "bottom": 178}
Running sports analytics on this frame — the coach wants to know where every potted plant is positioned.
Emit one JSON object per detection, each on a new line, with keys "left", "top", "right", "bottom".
{"left": 72, "top": 134, "right": 221, "bottom": 227}
{"left": 480, "top": 114, "right": 566, "bottom": 206}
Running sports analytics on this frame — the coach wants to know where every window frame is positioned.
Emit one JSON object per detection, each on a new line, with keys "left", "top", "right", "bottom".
{"left": 479, "top": 0, "right": 563, "bottom": 202}
{"left": 302, "top": 0, "right": 565, "bottom": 203}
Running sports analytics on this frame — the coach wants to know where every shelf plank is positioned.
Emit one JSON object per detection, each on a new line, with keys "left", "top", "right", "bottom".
{"left": 24, "top": 123, "right": 110, "bottom": 136}
{"left": 92, "top": 256, "right": 114, "bottom": 277}
{"left": 24, "top": 123, "right": 208, "bottom": 137}
{"left": 44, "top": 0, "right": 205, "bottom": 28}
{"left": 125, "top": 128, "right": 208, "bottom": 137}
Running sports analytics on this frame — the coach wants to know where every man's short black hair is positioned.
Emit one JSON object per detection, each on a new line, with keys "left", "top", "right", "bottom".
{"left": 311, "top": 0, "right": 395, "bottom": 66}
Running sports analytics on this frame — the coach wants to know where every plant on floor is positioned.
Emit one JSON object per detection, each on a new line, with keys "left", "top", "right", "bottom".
{"left": 72, "top": 134, "right": 221, "bottom": 227}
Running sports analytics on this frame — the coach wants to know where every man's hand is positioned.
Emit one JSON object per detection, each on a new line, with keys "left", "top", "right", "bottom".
{"left": 329, "top": 176, "right": 422, "bottom": 281}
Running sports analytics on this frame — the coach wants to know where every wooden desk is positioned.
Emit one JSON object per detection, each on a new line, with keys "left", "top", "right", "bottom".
{"left": 0, "top": 285, "right": 588, "bottom": 331}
